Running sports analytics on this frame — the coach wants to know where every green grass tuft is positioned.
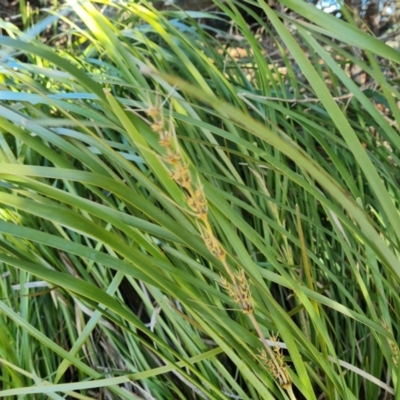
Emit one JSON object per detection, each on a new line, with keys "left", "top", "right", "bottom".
{"left": 0, "top": 0, "right": 399, "bottom": 398}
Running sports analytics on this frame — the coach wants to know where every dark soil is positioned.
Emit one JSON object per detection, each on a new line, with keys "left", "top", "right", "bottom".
{"left": 0, "top": 0, "right": 45, "bottom": 28}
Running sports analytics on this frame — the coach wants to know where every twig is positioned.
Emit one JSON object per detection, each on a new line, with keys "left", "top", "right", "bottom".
{"left": 238, "top": 92, "right": 355, "bottom": 104}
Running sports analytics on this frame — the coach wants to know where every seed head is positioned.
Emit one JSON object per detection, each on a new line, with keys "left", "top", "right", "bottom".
{"left": 259, "top": 337, "right": 292, "bottom": 390}
{"left": 146, "top": 105, "right": 160, "bottom": 119}
{"left": 220, "top": 275, "right": 239, "bottom": 302}
{"left": 171, "top": 165, "right": 191, "bottom": 189}
{"left": 204, "top": 234, "right": 226, "bottom": 260}
{"left": 151, "top": 120, "right": 164, "bottom": 133}
{"left": 236, "top": 269, "right": 253, "bottom": 314}
{"left": 164, "top": 152, "right": 181, "bottom": 165}
{"left": 159, "top": 131, "right": 172, "bottom": 148}
{"left": 187, "top": 189, "right": 208, "bottom": 219}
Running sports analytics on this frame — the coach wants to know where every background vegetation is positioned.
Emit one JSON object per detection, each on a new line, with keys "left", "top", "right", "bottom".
{"left": 0, "top": 0, "right": 399, "bottom": 398}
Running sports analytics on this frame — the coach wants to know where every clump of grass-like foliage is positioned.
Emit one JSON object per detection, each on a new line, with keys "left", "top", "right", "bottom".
{"left": 0, "top": 0, "right": 399, "bottom": 398}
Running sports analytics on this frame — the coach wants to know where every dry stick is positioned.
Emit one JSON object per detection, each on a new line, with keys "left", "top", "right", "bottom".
{"left": 238, "top": 91, "right": 355, "bottom": 103}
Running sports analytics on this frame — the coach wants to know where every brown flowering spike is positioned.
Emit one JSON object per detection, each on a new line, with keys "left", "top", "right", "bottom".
{"left": 241, "top": 300, "right": 254, "bottom": 314}
{"left": 220, "top": 275, "right": 239, "bottom": 302}
{"left": 164, "top": 152, "right": 181, "bottom": 165}
{"left": 187, "top": 189, "right": 208, "bottom": 219}
{"left": 151, "top": 120, "right": 164, "bottom": 133}
{"left": 146, "top": 105, "right": 160, "bottom": 119}
{"left": 204, "top": 234, "right": 226, "bottom": 260}
{"left": 171, "top": 165, "right": 191, "bottom": 189}
{"left": 259, "top": 337, "right": 292, "bottom": 391}
{"left": 193, "top": 189, "right": 207, "bottom": 207}
{"left": 159, "top": 131, "right": 172, "bottom": 148}
{"left": 236, "top": 270, "right": 253, "bottom": 314}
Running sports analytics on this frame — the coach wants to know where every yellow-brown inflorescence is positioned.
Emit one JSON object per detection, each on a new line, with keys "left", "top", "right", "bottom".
{"left": 187, "top": 188, "right": 208, "bottom": 220}
{"left": 389, "top": 339, "right": 399, "bottom": 368}
{"left": 260, "top": 336, "right": 292, "bottom": 391}
{"left": 170, "top": 164, "right": 192, "bottom": 189}
{"left": 145, "top": 99, "right": 293, "bottom": 395}
{"left": 234, "top": 269, "right": 254, "bottom": 314}
{"left": 159, "top": 131, "right": 172, "bottom": 148}
{"left": 145, "top": 99, "right": 250, "bottom": 302}
{"left": 220, "top": 272, "right": 253, "bottom": 314}
{"left": 382, "top": 320, "right": 399, "bottom": 367}
{"left": 201, "top": 227, "right": 227, "bottom": 261}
